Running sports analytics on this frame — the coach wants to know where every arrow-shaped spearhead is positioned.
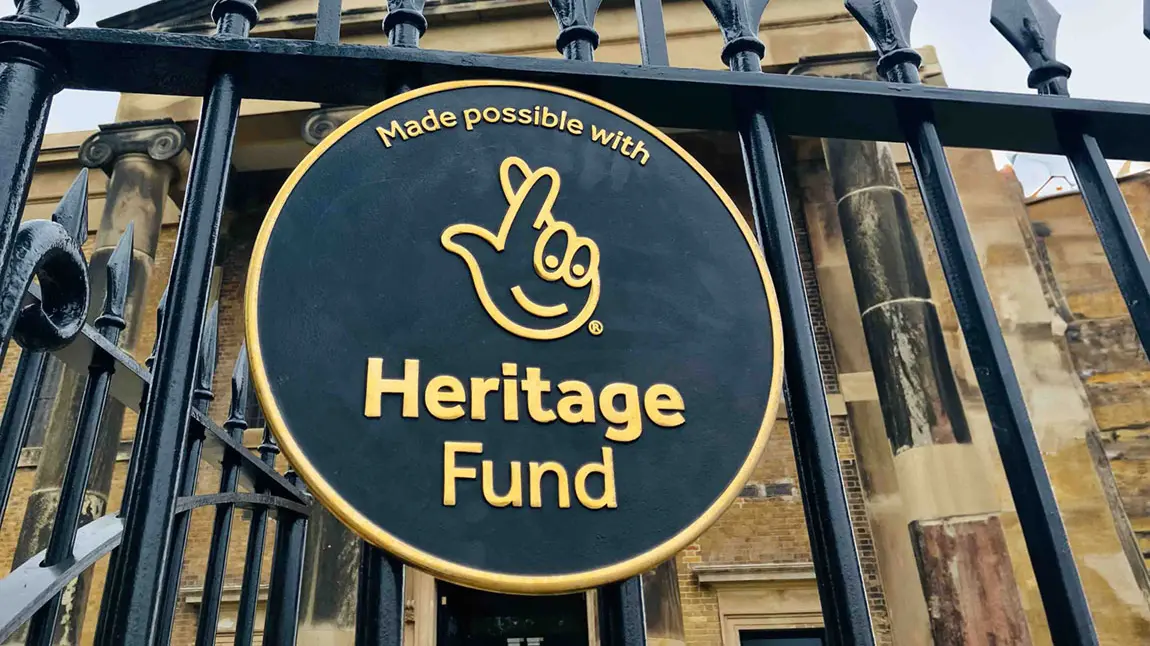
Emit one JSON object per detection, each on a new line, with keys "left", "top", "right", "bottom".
{"left": 194, "top": 301, "right": 220, "bottom": 404}
{"left": 700, "top": 0, "right": 771, "bottom": 64}
{"left": 548, "top": 0, "right": 604, "bottom": 54}
{"left": 145, "top": 287, "right": 168, "bottom": 371}
{"left": 52, "top": 168, "right": 89, "bottom": 246}
{"left": 225, "top": 343, "right": 250, "bottom": 434}
{"left": 96, "top": 221, "right": 133, "bottom": 332}
{"left": 845, "top": 0, "right": 916, "bottom": 56}
{"left": 991, "top": 0, "right": 1062, "bottom": 69}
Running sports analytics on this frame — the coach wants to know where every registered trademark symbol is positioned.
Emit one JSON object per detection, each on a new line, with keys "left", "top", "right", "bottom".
{"left": 588, "top": 320, "right": 603, "bottom": 336}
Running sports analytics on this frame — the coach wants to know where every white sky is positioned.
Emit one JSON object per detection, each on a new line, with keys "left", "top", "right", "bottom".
{"left": 46, "top": 1, "right": 1150, "bottom": 192}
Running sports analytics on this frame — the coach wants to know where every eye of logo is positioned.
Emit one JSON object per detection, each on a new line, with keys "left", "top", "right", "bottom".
{"left": 441, "top": 156, "right": 601, "bottom": 341}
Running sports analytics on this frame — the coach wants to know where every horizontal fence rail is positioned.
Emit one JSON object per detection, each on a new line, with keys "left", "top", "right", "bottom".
{"left": 2, "top": 24, "right": 1150, "bottom": 158}
{"left": 0, "top": 0, "right": 1148, "bottom": 645}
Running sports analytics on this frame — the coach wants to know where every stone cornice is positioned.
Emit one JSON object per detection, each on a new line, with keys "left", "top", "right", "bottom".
{"left": 694, "top": 562, "right": 817, "bottom": 585}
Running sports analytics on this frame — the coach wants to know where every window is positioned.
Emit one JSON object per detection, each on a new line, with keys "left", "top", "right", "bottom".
{"left": 741, "top": 628, "right": 825, "bottom": 645}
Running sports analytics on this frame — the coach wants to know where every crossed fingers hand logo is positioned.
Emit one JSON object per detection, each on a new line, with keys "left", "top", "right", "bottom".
{"left": 441, "top": 156, "right": 601, "bottom": 340}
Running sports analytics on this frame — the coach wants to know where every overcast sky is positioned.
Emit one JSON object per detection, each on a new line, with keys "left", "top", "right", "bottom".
{"left": 46, "top": 1, "right": 1149, "bottom": 190}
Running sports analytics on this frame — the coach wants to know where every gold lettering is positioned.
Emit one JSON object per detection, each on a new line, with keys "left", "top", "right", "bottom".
{"left": 420, "top": 109, "right": 442, "bottom": 132}
{"left": 619, "top": 136, "right": 634, "bottom": 156}
{"left": 568, "top": 118, "right": 583, "bottom": 136}
{"left": 482, "top": 460, "right": 523, "bottom": 507}
{"left": 441, "top": 111, "right": 457, "bottom": 128}
{"left": 633, "top": 140, "right": 649, "bottom": 165}
{"left": 443, "top": 441, "right": 482, "bottom": 506}
{"left": 502, "top": 362, "right": 519, "bottom": 421}
{"left": 375, "top": 121, "right": 406, "bottom": 148}
{"left": 522, "top": 367, "right": 556, "bottom": 423}
{"left": 364, "top": 358, "right": 419, "bottom": 418}
{"left": 600, "top": 383, "right": 642, "bottom": 442}
{"left": 426, "top": 375, "right": 466, "bottom": 420}
{"left": 463, "top": 108, "right": 481, "bottom": 130}
{"left": 645, "top": 384, "right": 685, "bottom": 427}
{"left": 541, "top": 107, "right": 559, "bottom": 128}
{"left": 482, "top": 107, "right": 500, "bottom": 123}
{"left": 557, "top": 380, "right": 596, "bottom": 423}
{"left": 529, "top": 461, "right": 570, "bottom": 508}
{"left": 502, "top": 107, "right": 518, "bottom": 123}
{"left": 575, "top": 447, "right": 617, "bottom": 509}
{"left": 469, "top": 377, "right": 500, "bottom": 420}
{"left": 404, "top": 120, "right": 424, "bottom": 138}
{"left": 518, "top": 108, "right": 532, "bottom": 125}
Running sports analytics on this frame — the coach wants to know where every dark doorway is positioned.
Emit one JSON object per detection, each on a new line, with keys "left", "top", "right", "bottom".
{"left": 740, "top": 627, "right": 825, "bottom": 646}
{"left": 436, "top": 581, "right": 590, "bottom": 646}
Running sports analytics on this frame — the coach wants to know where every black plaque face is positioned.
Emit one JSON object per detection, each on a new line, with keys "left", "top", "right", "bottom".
{"left": 247, "top": 81, "right": 783, "bottom": 593}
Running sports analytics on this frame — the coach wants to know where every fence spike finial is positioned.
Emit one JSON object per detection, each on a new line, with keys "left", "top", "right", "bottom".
{"left": 547, "top": 0, "right": 604, "bottom": 58}
{"left": 258, "top": 425, "right": 279, "bottom": 466}
{"left": 844, "top": 0, "right": 921, "bottom": 79}
{"left": 384, "top": 0, "right": 428, "bottom": 46}
{"left": 145, "top": 288, "right": 168, "bottom": 370}
{"left": 194, "top": 301, "right": 220, "bottom": 403}
{"left": 52, "top": 168, "right": 89, "bottom": 246}
{"left": 700, "top": 0, "right": 772, "bottom": 64}
{"left": 225, "top": 344, "right": 250, "bottom": 434}
{"left": 990, "top": 0, "right": 1071, "bottom": 92}
{"left": 96, "top": 222, "right": 133, "bottom": 331}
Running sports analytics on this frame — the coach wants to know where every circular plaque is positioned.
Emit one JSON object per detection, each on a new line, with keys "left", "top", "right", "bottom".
{"left": 247, "top": 80, "right": 783, "bottom": 593}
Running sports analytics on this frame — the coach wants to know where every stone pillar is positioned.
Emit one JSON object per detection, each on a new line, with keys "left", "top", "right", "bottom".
{"left": 7, "top": 120, "right": 187, "bottom": 645}
{"left": 793, "top": 54, "right": 1031, "bottom": 645}
{"left": 302, "top": 106, "right": 366, "bottom": 146}
{"left": 642, "top": 560, "right": 685, "bottom": 646}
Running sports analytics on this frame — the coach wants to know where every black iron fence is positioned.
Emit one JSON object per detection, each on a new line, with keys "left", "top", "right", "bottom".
{"left": 0, "top": 0, "right": 1147, "bottom": 644}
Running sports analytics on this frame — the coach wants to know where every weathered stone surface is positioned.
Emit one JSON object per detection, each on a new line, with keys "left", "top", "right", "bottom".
{"left": 910, "top": 515, "right": 1031, "bottom": 646}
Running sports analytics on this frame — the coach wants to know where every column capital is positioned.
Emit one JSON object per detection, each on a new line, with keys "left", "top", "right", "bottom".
{"left": 79, "top": 118, "right": 188, "bottom": 171}
{"left": 302, "top": 106, "right": 366, "bottom": 146}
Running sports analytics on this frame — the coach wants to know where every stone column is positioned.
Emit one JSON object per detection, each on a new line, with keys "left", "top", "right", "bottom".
{"left": 793, "top": 54, "right": 1030, "bottom": 645}
{"left": 302, "top": 106, "right": 367, "bottom": 146}
{"left": 7, "top": 120, "right": 187, "bottom": 645}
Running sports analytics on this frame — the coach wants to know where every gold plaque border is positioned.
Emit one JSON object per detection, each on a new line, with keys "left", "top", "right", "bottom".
{"left": 245, "top": 80, "right": 785, "bottom": 594}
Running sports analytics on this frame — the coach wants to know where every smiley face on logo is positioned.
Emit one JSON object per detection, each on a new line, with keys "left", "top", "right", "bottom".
{"left": 441, "top": 156, "right": 601, "bottom": 340}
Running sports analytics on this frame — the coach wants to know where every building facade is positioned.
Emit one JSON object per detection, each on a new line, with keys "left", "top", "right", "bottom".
{"left": 1, "top": 0, "right": 1149, "bottom": 644}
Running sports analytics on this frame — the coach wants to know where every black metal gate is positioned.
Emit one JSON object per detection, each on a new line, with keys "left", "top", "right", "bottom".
{"left": 0, "top": 0, "right": 1146, "bottom": 644}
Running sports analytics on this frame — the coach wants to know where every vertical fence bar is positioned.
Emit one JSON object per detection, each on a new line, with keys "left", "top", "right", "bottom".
{"left": 355, "top": 543, "right": 405, "bottom": 646}
{"left": 262, "top": 469, "right": 308, "bottom": 645}
{"left": 597, "top": 577, "right": 645, "bottom": 646}
{"left": 315, "top": 0, "right": 342, "bottom": 43}
{"left": 155, "top": 301, "right": 219, "bottom": 641}
{"left": 24, "top": 225, "right": 132, "bottom": 646}
{"left": 701, "top": 1, "right": 873, "bottom": 642}
{"left": 0, "top": 1, "right": 77, "bottom": 295}
{"left": 846, "top": 1, "right": 1097, "bottom": 643}
{"left": 633, "top": 0, "right": 668, "bottom": 65}
{"left": 99, "top": 1, "right": 259, "bottom": 642}
{"left": 993, "top": 0, "right": 1150, "bottom": 361}
{"left": 333, "top": 6, "right": 430, "bottom": 642}
{"left": 93, "top": 289, "right": 167, "bottom": 646}
{"left": 0, "top": 168, "right": 87, "bottom": 525}
{"left": 193, "top": 345, "right": 250, "bottom": 646}
{"left": 233, "top": 427, "right": 280, "bottom": 646}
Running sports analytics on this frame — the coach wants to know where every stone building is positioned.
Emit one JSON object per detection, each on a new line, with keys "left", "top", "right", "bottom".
{"left": 1, "top": 0, "right": 1150, "bottom": 644}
